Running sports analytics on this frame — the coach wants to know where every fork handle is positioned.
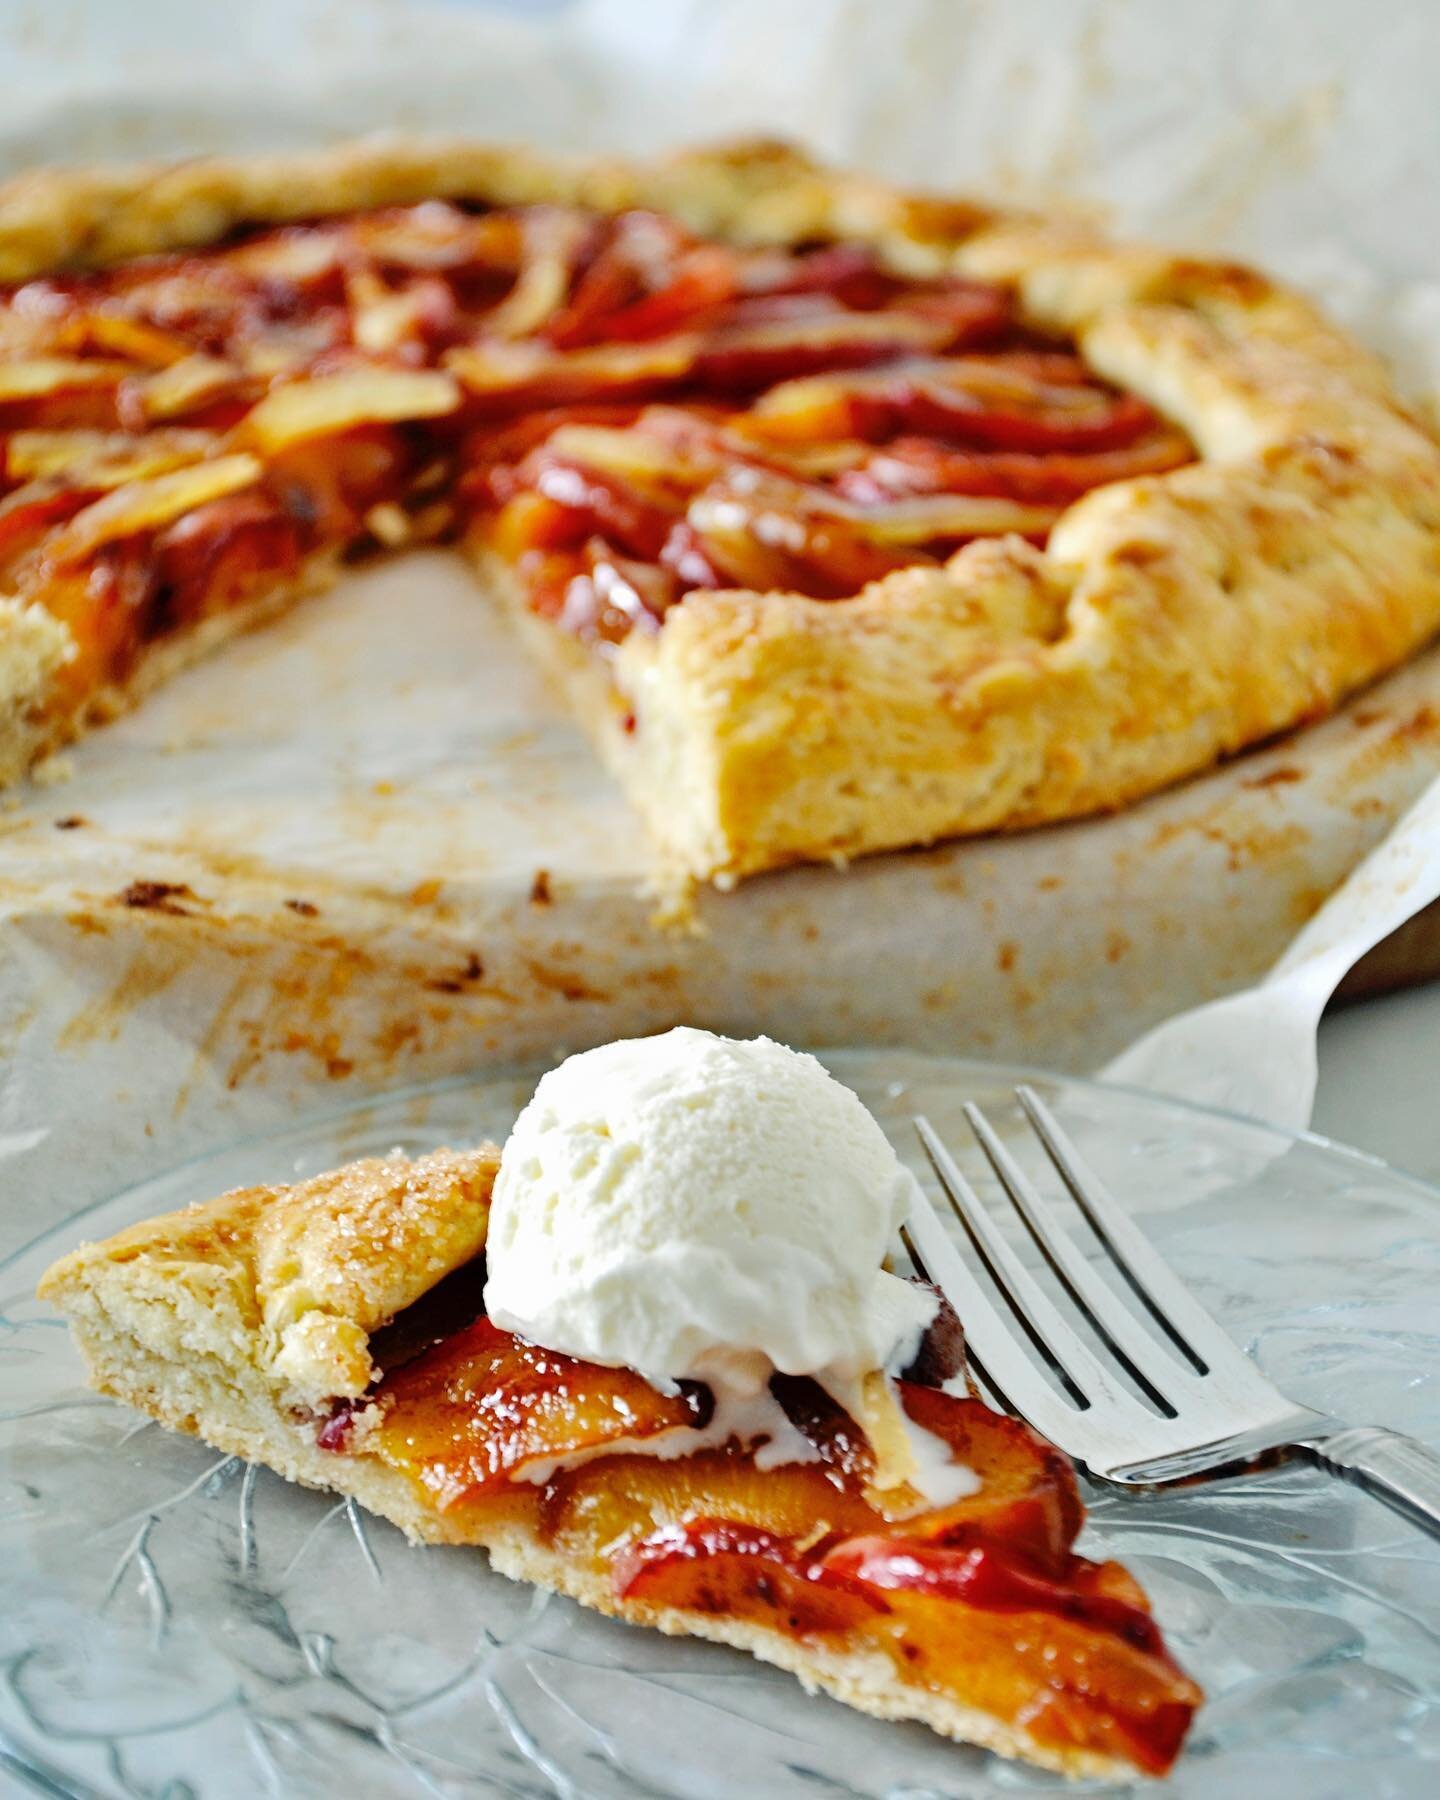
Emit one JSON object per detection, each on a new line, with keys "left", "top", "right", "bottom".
{"left": 1302, "top": 1426, "right": 1440, "bottom": 1539}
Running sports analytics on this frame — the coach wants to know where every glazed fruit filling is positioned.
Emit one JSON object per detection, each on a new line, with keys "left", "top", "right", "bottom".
{"left": 319, "top": 1301, "right": 1199, "bottom": 1774}
{"left": 0, "top": 199, "right": 1192, "bottom": 705}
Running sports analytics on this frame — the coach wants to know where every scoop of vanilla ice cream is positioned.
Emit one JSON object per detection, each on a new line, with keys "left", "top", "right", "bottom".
{"left": 482, "top": 1028, "right": 935, "bottom": 1390}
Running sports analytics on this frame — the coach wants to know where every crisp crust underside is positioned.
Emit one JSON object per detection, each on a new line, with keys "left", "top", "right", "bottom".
{"left": 2, "top": 135, "right": 1438, "bottom": 882}
{"left": 38, "top": 1145, "right": 1132, "bottom": 1782}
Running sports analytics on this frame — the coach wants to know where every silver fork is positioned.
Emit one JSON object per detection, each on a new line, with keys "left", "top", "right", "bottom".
{"left": 904, "top": 1086, "right": 1440, "bottom": 1539}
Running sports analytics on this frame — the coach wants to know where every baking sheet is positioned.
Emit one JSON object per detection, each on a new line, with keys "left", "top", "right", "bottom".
{"left": 2, "top": 0, "right": 1440, "bottom": 1235}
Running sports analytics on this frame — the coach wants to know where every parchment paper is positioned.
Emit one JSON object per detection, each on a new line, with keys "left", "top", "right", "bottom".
{"left": 3, "top": 0, "right": 1440, "bottom": 1237}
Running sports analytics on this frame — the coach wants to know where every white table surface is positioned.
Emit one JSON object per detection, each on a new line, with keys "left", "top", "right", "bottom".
{"left": 1314, "top": 984, "right": 1440, "bottom": 1185}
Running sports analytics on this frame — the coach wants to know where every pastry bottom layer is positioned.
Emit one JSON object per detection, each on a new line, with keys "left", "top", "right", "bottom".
{"left": 55, "top": 1281, "right": 1126, "bottom": 1783}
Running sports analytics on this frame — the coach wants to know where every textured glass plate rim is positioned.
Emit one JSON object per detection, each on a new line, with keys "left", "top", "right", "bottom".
{"left": 3, "top": 1051, "right": 1440, "bottom": 1800}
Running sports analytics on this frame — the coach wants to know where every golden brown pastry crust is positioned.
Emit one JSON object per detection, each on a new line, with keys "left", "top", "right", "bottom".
{"left": 39, "top": 1145, "right": 499, "bottom": 1408}
{"left": 0, "top": 136, "right": 986, "bottom": 282}
{"left": 2, "top": 135, "right": 1437, "bottom": 883}
{"left": 37, "top": 1139, "right": 1137, "bottom": 1781}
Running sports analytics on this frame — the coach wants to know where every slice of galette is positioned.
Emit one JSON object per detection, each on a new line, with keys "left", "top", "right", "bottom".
{"left": 40, "top": 1144, "right": 1200, "bottom": 1780}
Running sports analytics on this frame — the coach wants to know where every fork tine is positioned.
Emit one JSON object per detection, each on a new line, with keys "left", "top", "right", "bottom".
{"left": 914, "top": 1119, "right": 1154, "bottom": 1430}
{"left": 1015, "top": 1085, "right": 1251, "bottom": 1379}
{"left": 902, "top": 1178, "right": 1081, "bottom": 1446}
{"left": 963, "top": 1102, "right": 1191, "bottom": 1411}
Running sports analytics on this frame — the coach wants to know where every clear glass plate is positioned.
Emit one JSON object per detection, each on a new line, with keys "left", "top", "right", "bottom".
{"left": 2, "top": 1052, "right": 1438, "bottom": 1799}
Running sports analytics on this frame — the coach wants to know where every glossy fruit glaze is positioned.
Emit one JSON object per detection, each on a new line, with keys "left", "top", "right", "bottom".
{"left": 321, "top": 1313, "right": 1200, "bottom": 1774}
{"left": 0, "top": 197, "right": 1191, "bottom": 709}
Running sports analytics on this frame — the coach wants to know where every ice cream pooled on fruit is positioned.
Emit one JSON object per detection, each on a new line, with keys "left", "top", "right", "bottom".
{"left": 483, "top": 1027, "right": 977, "bottom": 1504}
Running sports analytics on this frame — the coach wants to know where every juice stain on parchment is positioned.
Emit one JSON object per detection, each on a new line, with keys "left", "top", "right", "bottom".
{"left": 57, "top": 942, "right": 186, "bottom": 1049}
